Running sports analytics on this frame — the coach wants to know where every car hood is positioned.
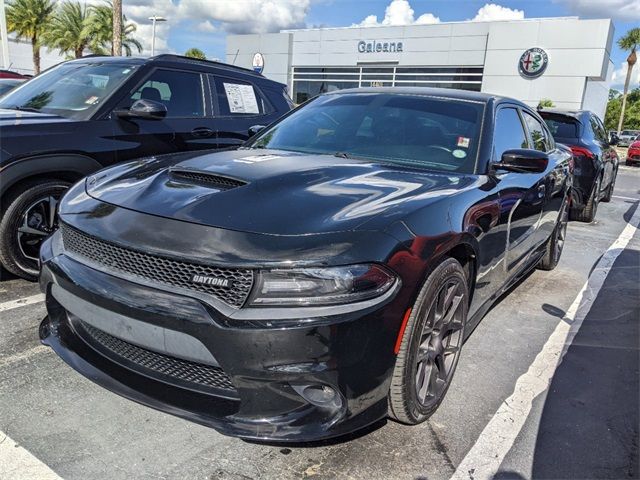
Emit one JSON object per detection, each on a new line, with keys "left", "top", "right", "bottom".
{"left": 85, "top": 148, "right": 474, "bottom": 235}
{"left": 0, "top": 108, "right": 69, "bottom": 126}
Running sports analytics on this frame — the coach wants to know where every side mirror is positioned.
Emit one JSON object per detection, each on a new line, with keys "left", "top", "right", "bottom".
{"left": 248, "top": 125, "right": 266, "bottom": 137}
{"left": 493, "top": 149, "right": 549, "bottom": 174}
{"left": 115, "top": 99, "right": 167, "bottom": 120}
{"left": 609, "top": 133, "right": 619, "bottom": 146}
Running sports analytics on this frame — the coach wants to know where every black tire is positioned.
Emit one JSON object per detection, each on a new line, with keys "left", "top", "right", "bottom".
{"left": 0, "top": 179, "right": 70, "bottom": 281}
{"left": 538, "top": 197, "right": 569, "bottom": 271}
{"left": 570, "top": 177, "right": 600, "bottom": 223}
{"left": 601, "top": 169, "right": 616, "bottom": 203}
{"left": 388, "top": 257, "right": 469, "bottom": 425}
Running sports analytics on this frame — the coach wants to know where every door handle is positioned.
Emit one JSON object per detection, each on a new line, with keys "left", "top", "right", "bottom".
{"left": 191, "top": 127, "right": 214, "bottom": 138}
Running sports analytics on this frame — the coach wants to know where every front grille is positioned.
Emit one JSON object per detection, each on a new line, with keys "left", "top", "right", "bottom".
{"left": 61, "top": 224, "right": 253, "bottom": 307}
{"left": 78, "top": 320, "right": 237, "bottom": 394}
{"left": 169, "top": 169, "right": 247, "bottom": 190}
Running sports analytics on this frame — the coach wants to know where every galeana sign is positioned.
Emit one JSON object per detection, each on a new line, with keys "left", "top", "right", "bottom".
{"left": 358, "top": 40, "right": 404, "bottom": 53}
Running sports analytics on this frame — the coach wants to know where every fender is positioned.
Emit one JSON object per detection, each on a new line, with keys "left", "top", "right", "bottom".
{"left": 0, "top": 154, "right": 104, "bottom": 196}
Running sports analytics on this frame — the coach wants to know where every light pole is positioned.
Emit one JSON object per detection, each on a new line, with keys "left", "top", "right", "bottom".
{"left": 148, "top": 16, "right": 166, "bottom": 56}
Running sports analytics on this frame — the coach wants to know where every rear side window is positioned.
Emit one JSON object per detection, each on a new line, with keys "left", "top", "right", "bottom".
{"left": 211, "top": 76, "right": 272, "bottom": 116}
{"left": 590, "top": 116, "right": 608, "bottom": 143}
{"left": 523, "top": 112, "right": 550, "bottom": 152}
{"left": 493, "top": 107, "right": 528, "bottom": 160}
{"left": 127, "top": 69, "right": 205, "bottom": 118}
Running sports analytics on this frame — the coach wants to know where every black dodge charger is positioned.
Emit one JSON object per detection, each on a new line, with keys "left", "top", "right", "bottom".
{"left": 40, "top": 88, "right": 572, "bottom": 442}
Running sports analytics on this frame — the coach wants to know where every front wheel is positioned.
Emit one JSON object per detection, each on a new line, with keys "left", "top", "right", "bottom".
{"left": 0, "top": 179, "right": 70, "bottom": 281}
{"left": 388, "top": 257, "right": 468, "bottom": 424}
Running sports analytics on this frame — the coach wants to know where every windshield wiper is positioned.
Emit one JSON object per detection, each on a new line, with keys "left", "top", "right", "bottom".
{"left": 8, "top": 105, "right": 42, "bottom": 113}
{"left": 334, "top": 151, "right": 352, "bottom": 159}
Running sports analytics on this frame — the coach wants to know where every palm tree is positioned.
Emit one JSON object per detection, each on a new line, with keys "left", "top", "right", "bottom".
{"left": 617, "top": 28, "right": 640, "bottom": 133}
{"left": 85, "top": 2, "right": 142, "bottom": 56}
{"left": 5, "top": 0, "right": 56, "bottom": 74}
{"left": 45, "top": 1, "right": 91, "bottom": 59}
{"left": 185, "top": 48, "right": 206, "bottom": 60}
{"left": 112, "top": 0, "right": 122, "bottom": 56}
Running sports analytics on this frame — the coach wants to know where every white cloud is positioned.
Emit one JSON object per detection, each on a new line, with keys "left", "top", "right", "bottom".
{"left": 353, "top": 0, "right": 440, "bottom": 27}
{"left": 611, "top": 61, "right": 640, "bottom": 91}
{"left": 176, "top": 0, "right": 310, "bottom": 33}
{"left": 471, "top": 4, "right": 525, "bottom": 22}
{"left": 196, "top": 21, "right": 216, "bottom": 33}
{"left": 129, "top": 20, "right": 171, "bottom": 56}
{"left": 415, "top": 13, "right": 440, "bottom": 25}
{"left": 558, "top": 0, "right": 640, "bottom": 20}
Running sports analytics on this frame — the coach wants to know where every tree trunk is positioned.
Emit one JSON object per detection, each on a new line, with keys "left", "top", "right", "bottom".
{"left": 617, "top": 49, "right": 637, "bottom": 133}
{"left": 32, "top": 36, "right": 40, "bottom": 75}
{"left": 112, "top": 0, "right": 122, "bottom": 56}
{"left": 75, "top": 46, "right": 83, "bottom": 58}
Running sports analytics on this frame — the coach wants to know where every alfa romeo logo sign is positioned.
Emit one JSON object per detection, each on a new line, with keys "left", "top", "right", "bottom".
{"left": 252, "top": 53, "right": 264, "bottom": 74}
{"left": 519, "top": 48, "right": 548, "bottom": 78}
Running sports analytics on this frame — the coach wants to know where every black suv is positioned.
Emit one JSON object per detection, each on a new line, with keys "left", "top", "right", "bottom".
{"left": 539, "top": 109, "right": 619, "bottom": 222}
{"left": 0, "top": 55, "right": 292, "bottom": 279}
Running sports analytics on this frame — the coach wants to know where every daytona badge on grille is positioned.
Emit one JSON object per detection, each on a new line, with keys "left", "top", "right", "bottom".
{"left": 190, "top": 274, "right": 232, "bottom": 288}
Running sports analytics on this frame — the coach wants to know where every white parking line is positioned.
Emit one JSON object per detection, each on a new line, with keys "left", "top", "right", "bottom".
{"left": 0, "top": 346, "right": 50, "bottom": 369}
{"left": 0, "top": 432, "right": 62, "bottom": 480}
{"left": 450, "top": 205, "right": 640, "bottom": 480}
{"left": 0, "top": 295, "right": 44, "bottom": 313}
{"left": 613, "top": 194, "right": 640, "bottom": 202}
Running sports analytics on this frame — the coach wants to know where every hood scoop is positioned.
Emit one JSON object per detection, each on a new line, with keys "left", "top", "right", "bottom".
{"left": 169, "top": 168, "right": 248, "bottom": 190}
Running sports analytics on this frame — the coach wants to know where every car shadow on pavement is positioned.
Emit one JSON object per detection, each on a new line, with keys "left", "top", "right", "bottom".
{"left": 0, "top": 266, "right": 18, "bottom": 282}
{"left": 531, "top": 248, "right": 639, "bottom": 479}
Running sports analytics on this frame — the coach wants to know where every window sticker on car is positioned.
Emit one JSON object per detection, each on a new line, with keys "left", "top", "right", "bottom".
{"left": 223, "top": 83, "right": 259, "bottom": 114}
{"left": 452, "top": 149, "right": 467, "bottom": 159}
{"left": 457, "top": 136, "right": 470, "bottom": 148}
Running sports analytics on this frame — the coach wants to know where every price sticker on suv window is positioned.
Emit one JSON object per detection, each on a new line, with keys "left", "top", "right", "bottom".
{"left": 457, "top": 136, "right": 470, "bottom": 148}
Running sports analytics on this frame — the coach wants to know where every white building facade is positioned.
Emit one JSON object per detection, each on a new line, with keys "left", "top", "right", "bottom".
{"left": 227, "top": 17, "right": 615, "bottom": 118}
{"left": 1, "top": 37, "right": 67, "bottom": 75}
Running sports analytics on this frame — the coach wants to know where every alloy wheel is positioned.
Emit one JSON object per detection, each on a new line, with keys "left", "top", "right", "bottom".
{"left": 17, "top": 195, "right": 61, "bottom": 262}
{"left": 414, "top": 278, "right": 465, "bottom": 408}
{"left": 554, "top": 201, "right": 569, "bottom": 264}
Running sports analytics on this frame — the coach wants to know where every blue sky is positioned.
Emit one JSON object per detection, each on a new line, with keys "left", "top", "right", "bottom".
{"left": 123, "top": 0, "right": 640, "bottom": 90}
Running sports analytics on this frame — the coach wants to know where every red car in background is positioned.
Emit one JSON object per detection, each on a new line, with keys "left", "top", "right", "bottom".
{"left": 0, "top": 69, "right": 29, "bottom": 79}
{"left": 627, "top": 136, "right": 640, "bottom": 166}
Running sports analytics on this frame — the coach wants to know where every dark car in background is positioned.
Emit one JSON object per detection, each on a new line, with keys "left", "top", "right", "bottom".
{"left": 0, "top": 79, "right": 24, "bottom": 97}
{"left": 40, "top": 88, "right": 572, "bottom": 442}
{"left": 539, "top": 110, "right": 618, "bottom": 222}
{"left": 0, "top": 54, "right": 292, "bottom": 280}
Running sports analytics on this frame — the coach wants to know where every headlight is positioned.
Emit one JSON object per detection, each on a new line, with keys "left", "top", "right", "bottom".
{"left": 248, "top": 264, "right": 397, "bottom": 307}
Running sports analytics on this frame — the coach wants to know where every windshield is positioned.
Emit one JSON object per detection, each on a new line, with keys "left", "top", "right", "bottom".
{"left": 0, "top": 62, "right": 139, "bottom": 119}
{"left": 542, "top": 116, "right": 579, "bottom": 140}
{"left": 247, "top": 93, "right": 484, "bottom": 174}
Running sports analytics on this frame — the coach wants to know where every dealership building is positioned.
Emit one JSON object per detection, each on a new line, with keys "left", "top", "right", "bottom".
{"left": 227, "top": 17, "right": 614, "bottom": 118}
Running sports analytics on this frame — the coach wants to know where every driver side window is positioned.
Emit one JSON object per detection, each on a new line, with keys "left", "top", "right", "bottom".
{"left": 493, "top": 108, "right": 528, "bottom": 161}
{"left": 121, "top": 69, "right": 205, "bottom": 118}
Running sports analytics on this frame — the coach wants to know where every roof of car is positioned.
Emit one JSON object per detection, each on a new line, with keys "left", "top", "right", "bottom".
{"left": 66, "top": 54, "right": 264, "bottom": 79}
{"left": 323, "top": 86, "right": 522, "bottom": 105}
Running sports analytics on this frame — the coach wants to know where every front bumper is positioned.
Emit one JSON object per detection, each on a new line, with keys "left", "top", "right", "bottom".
{"left": 39, "top": 233, "right": 404, "bottom": 442}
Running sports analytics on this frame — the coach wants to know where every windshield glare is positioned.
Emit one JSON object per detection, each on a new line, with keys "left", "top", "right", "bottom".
{"left": 249, "top": 93, "right": 484, "bottom": 173}
{"left": 0, "top": 62, "right": 139, "bottom": 119}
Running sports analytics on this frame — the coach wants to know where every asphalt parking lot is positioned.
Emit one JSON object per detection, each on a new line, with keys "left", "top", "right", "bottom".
{"left": 1, "top": 166, "right": 639, "bottom": 480}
